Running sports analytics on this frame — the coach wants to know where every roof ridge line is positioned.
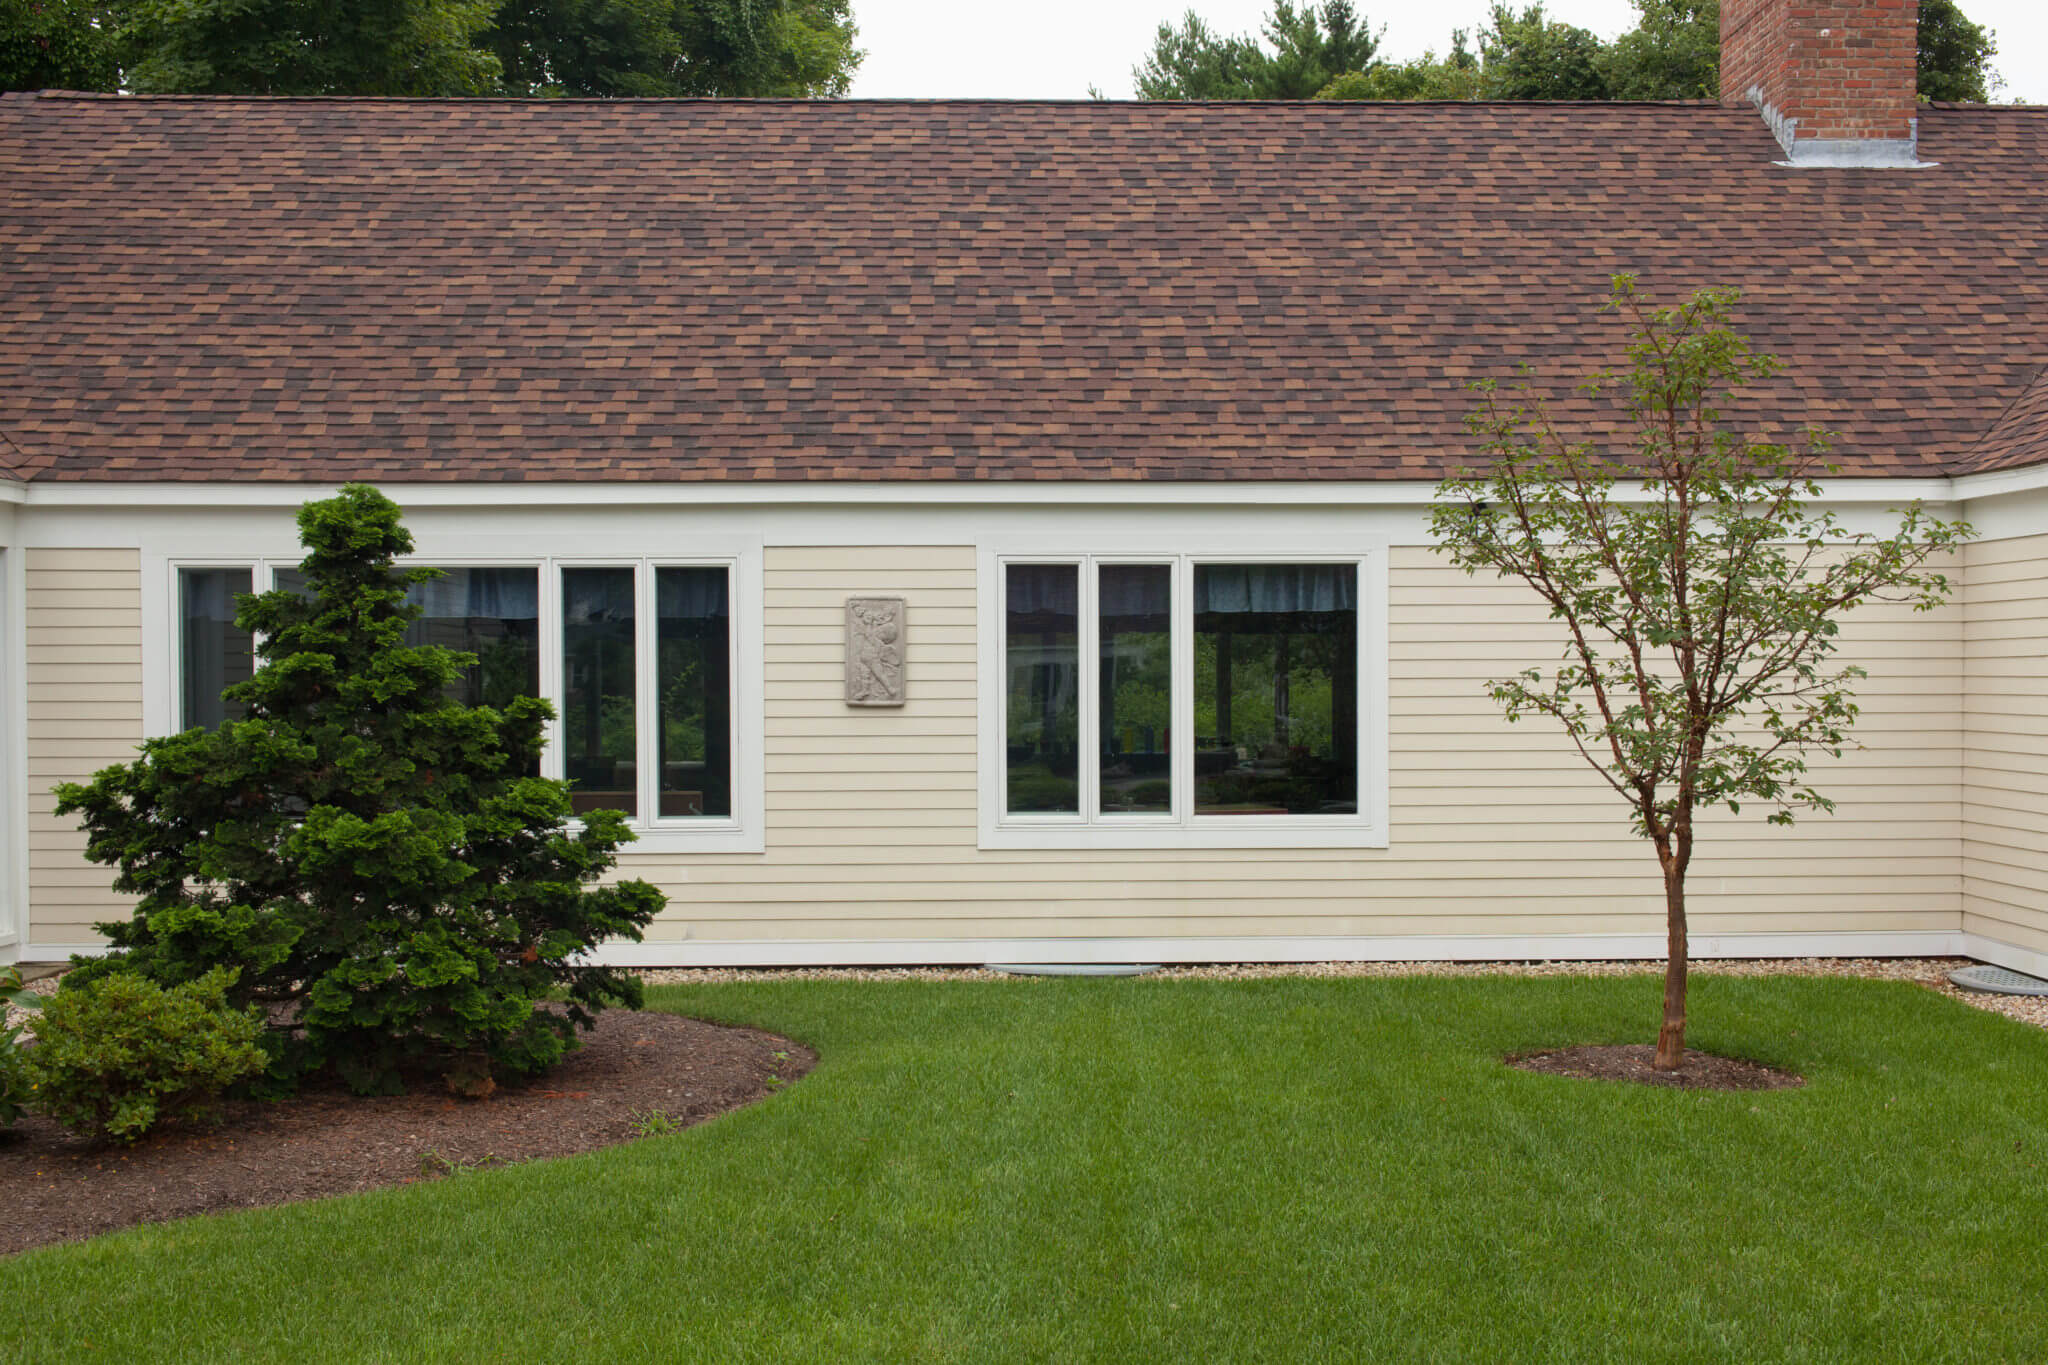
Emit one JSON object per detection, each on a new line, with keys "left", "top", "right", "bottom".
{"left": 21, "top": 90, "right": 1736, "bottom": 109}
{"left": 0, "top": 425, "right": 35, "bottom": 482}
{"left": 1957, "top": 362, "right": 2048, "bottom": 469}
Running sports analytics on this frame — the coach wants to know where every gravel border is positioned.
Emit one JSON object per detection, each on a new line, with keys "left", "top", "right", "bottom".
{"left": 12, "top": 956, "right": 2044, "bottom": 1036}
{"left": 636, "top": 956, "right": 2048, "bottom": 1033}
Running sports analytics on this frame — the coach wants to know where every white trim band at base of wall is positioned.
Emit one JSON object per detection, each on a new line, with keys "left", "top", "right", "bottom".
{"left": 583, "top": 929, "right": 1989, "bottom": 969}
{"left": 21, "top": 931, "right": 2048, "bottom": 980}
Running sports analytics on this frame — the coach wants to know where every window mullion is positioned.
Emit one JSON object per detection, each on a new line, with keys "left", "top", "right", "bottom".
{"left": 1078, "top": 557, "right": 1100, "bottom": 826}
{"left": 538, "top": 560, "right": 564, "bottom": 782}
{"left": 636, "top": 559, "right": 658, "bottom": 826}
{"left": 1173, "top": 556, "right": 1194, "bottom": 829}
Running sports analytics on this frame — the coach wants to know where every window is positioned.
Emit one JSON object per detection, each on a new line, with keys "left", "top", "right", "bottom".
{"left": 980, "top": 550, "right": 1386, "bottom": 850}
{"left": 178, "top": 567, "right": 255, "bottom": 731}
{"left": 165, "top": 554, "right": 753, "bottom": 849}
{"left": 1192, "top": 564, "right": 1357, "bottom": 816}
{"left": 275, "top": 565, "right": 542, "bottom": 714}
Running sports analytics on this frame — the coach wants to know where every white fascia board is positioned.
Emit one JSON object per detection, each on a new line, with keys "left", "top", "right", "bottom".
{"left": 1949, "top": 462, "right": 2048, "bottom": 501}
{"left": 0, "top": 480, "right": 24, "bottom": 506}
{"left": 11, "top": 475, "right": 1981, "bottom": 510}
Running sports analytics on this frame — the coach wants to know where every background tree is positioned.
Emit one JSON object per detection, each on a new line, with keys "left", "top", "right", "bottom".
{"left": 60, "top": 0, "right": 859, "bottom": 96}
{"left": 490, "top": 0, "right": 860, "bottom": 98}
{"left": 56, "top": 485, "right": 665, "bottom": 1095}
{"left": 1597, "top": 0, "right": 1716, "bottom": 100}
{"left": 1916, "top": 0, "right": 1997, "bottom": 102}
{"left": 113, "top": 0, "right": 505, "bottom": 94}
{"left": 1317, "top": 32, "right": 1480, "bottom": 101}
{"left": 1136, "top": 0, "right": 1376, "bottom": 100}
{"left": 1478, "top": 3, "right": 1609, "bottom": 100}
{"left": 1, "top": 0, "right": 117, "bottom": 91}
{"left": 1429, "top": 280, "right": 1970, "bottom": 1069}
{"left": 1158, "top": 0, "right": 2000, "bottom": 106}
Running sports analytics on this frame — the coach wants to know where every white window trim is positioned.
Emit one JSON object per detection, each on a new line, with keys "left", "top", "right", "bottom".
{"left": 976, "top": 538, "right": 1390, "bottom": 851}
{"left": 143, "top": 542, "right": 766, "bottom": 855}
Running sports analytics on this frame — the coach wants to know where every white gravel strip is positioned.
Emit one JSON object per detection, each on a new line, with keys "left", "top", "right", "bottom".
{"left": 635, "top": 956, "right": 2048, "bottom": 1033}
{"left": 8, "top": 957, "right": 2040, "bottom": 1035}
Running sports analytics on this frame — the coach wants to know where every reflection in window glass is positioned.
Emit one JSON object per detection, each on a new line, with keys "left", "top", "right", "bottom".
{"left": 1098, "top": 565, "right": 1172, "bottom": 814}
{"left": 407, "top": 568, "right": 541, "bottom": 710}
{"left": 180, "top": 568, "right": 253, "bottom": 730}
{"left": 1194, "top": 564, "right": 1357, "bottom": 815}
{"left": 562, "top": 568, "right": 637, "bottom": 817}
{"left": 275, "top": 566, "right": 540, "bottom": 711}
{"left": 657, "top": 567, "right": 731, "bottom": 818}
{"left": 1005, "top": 564, "right": 1079, "bottom": 813}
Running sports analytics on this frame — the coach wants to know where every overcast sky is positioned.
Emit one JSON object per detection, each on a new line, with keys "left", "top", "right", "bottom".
{"left": 846, "top": 0, "right": 2046, "bottom": 104}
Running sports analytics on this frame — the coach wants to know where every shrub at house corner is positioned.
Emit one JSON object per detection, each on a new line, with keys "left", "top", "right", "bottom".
{"left": 54, "top": 484, "right": 665, "bottom": 1095}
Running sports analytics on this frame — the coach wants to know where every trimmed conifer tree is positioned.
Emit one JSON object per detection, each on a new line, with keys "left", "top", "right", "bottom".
{"left": 55, "top": 485, "right": 664, "bottom": 1095}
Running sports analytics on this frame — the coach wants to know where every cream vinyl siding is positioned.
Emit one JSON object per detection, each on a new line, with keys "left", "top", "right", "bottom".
{"left": 25, "top": 548, "right": 142, "bottom": 945}
{"left": 1961, "top": 532, "right": 2048, "bottom": 955}
{"left": 619, "top": 545, "right": 1963, "bottom": 946}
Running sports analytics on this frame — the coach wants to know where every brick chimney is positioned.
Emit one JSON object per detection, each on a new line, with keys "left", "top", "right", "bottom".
{"left": 1721, "top": 0, "right": 1925, "bottom": 166}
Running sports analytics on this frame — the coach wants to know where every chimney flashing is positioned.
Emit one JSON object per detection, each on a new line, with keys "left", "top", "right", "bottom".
{"left": 1746, "top": 88, "right": 1936, "bottom": 167}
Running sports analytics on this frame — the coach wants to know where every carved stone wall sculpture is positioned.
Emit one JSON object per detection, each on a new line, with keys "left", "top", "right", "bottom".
{"left": 845, "top": 596, "right": 906, "bottom": 706}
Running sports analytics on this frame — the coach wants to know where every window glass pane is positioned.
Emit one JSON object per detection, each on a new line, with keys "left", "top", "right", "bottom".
{"left": 407, "top": 568, "right": 541, "bottom": 710}
{"left": 276, "top": 566, "right": 540, "bottom": 711}
{"left": 1194, "top": 564, "right": 1358, "bottom": 815}
{"left": 1005, "top": 564, "right": 1079, "bottom": 814}
{"left": 1098, "top": 565, "right": 1172, "bottom": 815}
{"left": 180, "top": 568, "right": 253, "bottom": 730}
{"left": 656, "top": 567, "right": 731, "bottom": 819}
{"left": 562, "top": 568, "right": 637, "bottom": 817}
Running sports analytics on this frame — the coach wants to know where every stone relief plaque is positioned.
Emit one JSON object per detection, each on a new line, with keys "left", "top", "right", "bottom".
{"left": 845, "top": 596, "right": 906, "bottom": 706}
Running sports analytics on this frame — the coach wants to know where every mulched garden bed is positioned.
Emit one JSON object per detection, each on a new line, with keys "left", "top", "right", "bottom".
{"left": 0, "top": 1010, "right": 813, "bottom": 1258}
{"left": 1508, "top": 1044, "right": 1804, "bottom": 1091}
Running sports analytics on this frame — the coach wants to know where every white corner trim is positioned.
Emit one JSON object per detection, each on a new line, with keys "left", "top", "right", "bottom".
{"left": 0, "top": 547, "right": 22, "bottom": 957}
{"left": 1960, "top": 932, "right": 2048, "bottom": 982}
{"left": 577, "top": 930, "right": 1971, "bottom": 968}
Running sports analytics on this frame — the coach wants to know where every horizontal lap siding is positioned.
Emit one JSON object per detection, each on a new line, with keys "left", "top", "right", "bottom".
{"left": 18, "top": 541, "right": 1971, "bottom": 956}
{"left": 25, "top": 549, "right": 141, "bottom": 945}
{"left": 620, "top": 545, "right": 1963, "bottom": 947}
{"left": 1962, "top": 533, "right": 2048, "bottom": 955}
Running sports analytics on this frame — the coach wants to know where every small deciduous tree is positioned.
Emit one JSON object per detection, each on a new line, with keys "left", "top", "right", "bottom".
{"left": 56, "top": 485, "right": 665, "bottom": 1094}
{"left": 1430, "top": 279, "right": 1972, "bottom": 1069}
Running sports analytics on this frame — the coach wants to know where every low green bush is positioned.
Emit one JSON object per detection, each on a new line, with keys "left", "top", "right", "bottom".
{"left": 0, "top": 965, "right": 42, "bottom": 1129}
{"left": 26, "top": 968, "right": 267, "bottom": 1143}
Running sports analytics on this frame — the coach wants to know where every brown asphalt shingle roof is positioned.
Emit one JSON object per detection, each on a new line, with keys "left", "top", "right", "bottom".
{"left": 1965, "top": 366, "right": 2048, "bottom": 477}
{"left": 1, "top": 91, "right": 2044, "bottom": 483}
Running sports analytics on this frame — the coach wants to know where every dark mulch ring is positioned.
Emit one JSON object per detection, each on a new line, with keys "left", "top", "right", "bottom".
{"left": 0, "top": 1010, "right": 813, "bottom": 1258}
{"left": 1508, "top": 1044, "right": 1804, "bottom": 1091}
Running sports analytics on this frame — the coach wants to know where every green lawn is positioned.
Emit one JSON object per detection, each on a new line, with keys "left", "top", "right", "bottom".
{"left": 4, "top": 974, "right": 2047, "bottom": 1362}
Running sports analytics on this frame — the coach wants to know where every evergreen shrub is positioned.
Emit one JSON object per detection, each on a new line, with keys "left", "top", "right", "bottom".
{"left": 54, "top": 485, "right": 665, "bottom": 1095}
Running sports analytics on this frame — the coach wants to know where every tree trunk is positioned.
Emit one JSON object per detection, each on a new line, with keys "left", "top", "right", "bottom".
{"left": 1653, "top": 857, "right": 1689, "bottom": 1070}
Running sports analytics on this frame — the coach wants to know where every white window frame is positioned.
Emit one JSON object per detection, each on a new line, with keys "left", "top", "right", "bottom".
{"left": 146, "top": 547, "right": 765, "bottom": 855}
{"left": 977, "top": 541, "right": 1390, "bottom": 850}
